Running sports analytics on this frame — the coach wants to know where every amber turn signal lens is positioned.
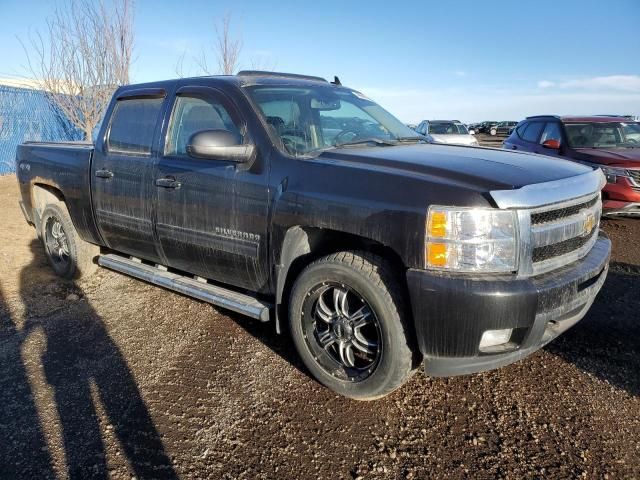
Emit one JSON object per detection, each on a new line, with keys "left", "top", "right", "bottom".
{"left": 426, "top": 242, "right": 448, "bottom": 267}
{"left": 428, "top": 211, "right": 447, "bottom": 238}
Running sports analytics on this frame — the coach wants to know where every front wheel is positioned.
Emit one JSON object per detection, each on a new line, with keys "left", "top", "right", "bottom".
{"left": 289, "top": 251, "right": 416, "bottom": 400}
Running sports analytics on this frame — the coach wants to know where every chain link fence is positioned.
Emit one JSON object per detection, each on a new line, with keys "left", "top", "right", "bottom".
{"left": 0, "top": 85, "right": 81, "bottom": 175}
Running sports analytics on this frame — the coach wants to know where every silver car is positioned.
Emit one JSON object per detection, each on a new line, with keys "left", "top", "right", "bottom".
{"left": 415, "top": 120, "right": 479, "bottom": 146}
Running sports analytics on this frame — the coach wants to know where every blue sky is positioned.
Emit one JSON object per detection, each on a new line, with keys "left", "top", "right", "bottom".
{"left": 1, "top": 0, "right": 639, "bottom": 122}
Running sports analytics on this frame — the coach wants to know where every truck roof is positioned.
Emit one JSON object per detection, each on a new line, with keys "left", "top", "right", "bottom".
{"left": 116, "top": 71, "right": 334, "bottom": 95}
{"left": 525, "top": 114, "right": 636, "bottom": 123}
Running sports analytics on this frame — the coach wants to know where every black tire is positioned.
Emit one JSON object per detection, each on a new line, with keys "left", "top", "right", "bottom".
{"left": 39, "top": 202, "right": 99, "bottom": 280}
{"left": 289, "top": 251, "right": 416, "bottom": 400}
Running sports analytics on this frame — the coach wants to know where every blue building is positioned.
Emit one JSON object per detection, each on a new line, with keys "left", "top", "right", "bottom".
{"left": 0, "top": 84, "right": 81, "bottom": 175}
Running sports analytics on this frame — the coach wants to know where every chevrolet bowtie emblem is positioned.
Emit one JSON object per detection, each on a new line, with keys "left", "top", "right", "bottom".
{"left": 583, "top": 212, "right": 596, "bottom": 236}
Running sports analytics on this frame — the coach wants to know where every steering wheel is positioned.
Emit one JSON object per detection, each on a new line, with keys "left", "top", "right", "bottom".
{"left": 333, "top": 129, "right": 359, "bottom": 145}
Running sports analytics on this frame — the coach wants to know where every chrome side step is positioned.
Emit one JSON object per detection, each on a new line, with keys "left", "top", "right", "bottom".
{"left": 98, "top": 253, "right": 271, "bottom": 322}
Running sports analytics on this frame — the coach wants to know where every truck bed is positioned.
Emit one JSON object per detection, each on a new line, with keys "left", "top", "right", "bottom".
{"left": 16, "top": 140, "right": 102, "bottom": 245}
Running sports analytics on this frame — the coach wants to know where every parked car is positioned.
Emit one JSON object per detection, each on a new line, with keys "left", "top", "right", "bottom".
{"left": 414, "top": 120, "right": 479, "bottom": 146}
{"left": 16, "top": 72, "right": 610, "bottom": 400}
{"left": 477, "top": 121, "right": 498, "bottom": 134}
{"left": 503, "top": 115, "right": 640, "bottom": 215}
{"left": 467, "top": 123, "right": 481, "bottom": 134}
{"left": 490, "top": 121, "right": 518, "bottom": 136}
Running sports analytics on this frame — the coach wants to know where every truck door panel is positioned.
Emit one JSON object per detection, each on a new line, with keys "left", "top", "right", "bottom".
{"left": 155, "top": 86, "right": 270, "bottom": 292}
{"left": 91, "top": 93, "right": 166, "bottom": 262}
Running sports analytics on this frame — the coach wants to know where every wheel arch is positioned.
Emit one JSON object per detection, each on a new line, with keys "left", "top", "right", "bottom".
{"left": 274, "top": 225, "right": 408, "bottom": 334}
{"left": 31, "top": 183, "right": 66, "bottom": 235}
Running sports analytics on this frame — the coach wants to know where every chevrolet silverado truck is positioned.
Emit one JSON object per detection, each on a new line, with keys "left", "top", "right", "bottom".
{"left": 16, "top": 71, "right": 610, "bottom": 400}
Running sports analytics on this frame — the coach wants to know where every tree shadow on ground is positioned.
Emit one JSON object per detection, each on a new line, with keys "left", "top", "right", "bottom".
{"left": 545, "top": 263, "right": 640, "bottom": 396}
{"left": 7, "top": 239, "right": 178, "bottom": 479}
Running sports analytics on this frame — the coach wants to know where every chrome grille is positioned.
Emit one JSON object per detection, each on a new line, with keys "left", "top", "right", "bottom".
{"left": 532, "top": 229, "right": 597, "bottom": 263}
{"left": 530, "top": 196, "right": 598, "bottom": 225}
{"left": 628, "top": 169, "right": 640, "bottom": 187}
{"left": 519, "top": 193, "right": 602, "bottom": 276}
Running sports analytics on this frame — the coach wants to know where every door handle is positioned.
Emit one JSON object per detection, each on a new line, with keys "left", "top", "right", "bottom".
{"left": 155, "top": 177, "right": 181, "bottom": 189}
{"left": 511, "top": 145, "right": 517, "bottom": 150}
{"left": 95, "top": 169, "right": 114, "bottom": 179}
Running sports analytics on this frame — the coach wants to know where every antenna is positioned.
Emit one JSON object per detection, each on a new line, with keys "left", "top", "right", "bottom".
{"left": 331, "top": 76, "right": 342, "bottom": 86}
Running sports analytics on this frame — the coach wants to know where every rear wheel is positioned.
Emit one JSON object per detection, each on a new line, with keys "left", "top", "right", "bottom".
{"left": 39, "top": 203, "right": 99, "bottom": 279}
{"left": 289, "top": 251, "right": 415, "bottom": 400}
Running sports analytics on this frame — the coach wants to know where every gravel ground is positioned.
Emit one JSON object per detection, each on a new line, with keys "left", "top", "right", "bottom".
{"left": 0, "top": 173, "right": 638, "bottom": 479}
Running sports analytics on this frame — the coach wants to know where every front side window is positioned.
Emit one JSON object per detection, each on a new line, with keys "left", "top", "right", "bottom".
{"left": 165, "top": 95, "right": 241, "bottom": 157}
{"left": 540, "top": 122, "right": 562, "bottom": 144}
{"left": 107, "top": 97, "right": 163, "bottom": 155}
{"left": 245, "top": 86, "right": 419, "bottom": 157}
{"left": 564, "top": 122, "right": 640, "bottom": 148}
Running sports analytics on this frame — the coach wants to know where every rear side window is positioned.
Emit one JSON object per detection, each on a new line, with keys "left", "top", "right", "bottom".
{"left": 107, "top": 97, "right": 164, "bottom": 155}
{"left": 519, "top": 121, "right": 544, "bottom": 142}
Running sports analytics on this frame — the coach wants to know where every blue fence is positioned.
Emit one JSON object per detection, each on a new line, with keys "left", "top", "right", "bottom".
{"left": 0, "top": 85, "right": 82, "bottom": 175}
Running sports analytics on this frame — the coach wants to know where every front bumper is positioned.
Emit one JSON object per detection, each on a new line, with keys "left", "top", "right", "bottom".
{"left": 406, "top": 235, "right": 611, "bottom": 376}
{"left": 602, "top": 177, "right": 640, "bottom": 215}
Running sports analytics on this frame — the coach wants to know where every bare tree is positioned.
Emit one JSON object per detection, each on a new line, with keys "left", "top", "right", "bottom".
{"left": 215, "top": 13, "right": 242, "bottom": 75}
{"left": 196, "top": 12, "right": 242, "bottom": 75}
{"left": 22, "top": 0, "right": 134, "bottom": 140}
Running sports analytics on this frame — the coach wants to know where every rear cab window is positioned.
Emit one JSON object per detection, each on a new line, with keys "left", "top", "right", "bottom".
{"left": 107, "top": 97, "right": 164, "bottom": 155}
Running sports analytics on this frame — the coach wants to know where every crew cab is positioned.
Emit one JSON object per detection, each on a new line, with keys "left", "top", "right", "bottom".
{"left": 504, "top": 115, "right": 640, "bottom": 215}
{"left": 16, "top": 72, "right": 610, "bottom": 399}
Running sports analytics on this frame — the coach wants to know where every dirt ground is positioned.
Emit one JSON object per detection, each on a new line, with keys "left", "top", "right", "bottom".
{"left": 0, "top": 172, "right": 638, "bottom": 479}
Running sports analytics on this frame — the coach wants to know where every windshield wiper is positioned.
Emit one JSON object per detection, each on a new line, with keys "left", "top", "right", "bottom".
{"left": 334, "top": 137, "right": 398, "bottom": 148}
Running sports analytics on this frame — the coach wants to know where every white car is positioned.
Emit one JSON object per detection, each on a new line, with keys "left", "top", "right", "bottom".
{"left": 415, "top": 120, "right": 479, "bottom": 146}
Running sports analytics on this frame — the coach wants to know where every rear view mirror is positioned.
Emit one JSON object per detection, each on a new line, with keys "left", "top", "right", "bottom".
{"left": 542, "top": 139, "right": 560, "bottom": 150}
{"left": 187, "top": 129, "right": 255, "bottom": 163}
{"left": 310, "top": 98, "right": 341, "bottom": 110}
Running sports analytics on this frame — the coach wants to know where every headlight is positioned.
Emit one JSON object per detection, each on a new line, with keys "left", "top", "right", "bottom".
{"left": 600, "top": 166, "right": 628, "bottom": 184}
{"left": 426, "top": 206, "right": 517, "bottom": 272}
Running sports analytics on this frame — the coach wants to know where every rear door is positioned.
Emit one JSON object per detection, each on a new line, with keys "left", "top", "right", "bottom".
{"left": 154, "top": 84, "right": 270, "bottom": 292}
{"left": 91, "top": 89, "right": 167, "bottom": 262}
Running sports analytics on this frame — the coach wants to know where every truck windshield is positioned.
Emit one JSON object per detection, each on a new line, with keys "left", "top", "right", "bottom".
{"left": 565, "top": 122, "right": 640, "bottom": 148}
{"left": 244, "top": 85, "right": 421, "bottom": 157}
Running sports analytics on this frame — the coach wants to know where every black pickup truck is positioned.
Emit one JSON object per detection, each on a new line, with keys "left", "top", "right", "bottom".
{"left": 16, "top": 71, "right": 610, "bottom": 399}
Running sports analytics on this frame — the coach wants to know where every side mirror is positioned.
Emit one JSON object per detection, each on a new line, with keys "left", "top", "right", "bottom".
{"left": 542, "top": 139, "right": 561, "bottom": 150}
{"left": 187, "top": 129, "right": 255, "bottom": 163}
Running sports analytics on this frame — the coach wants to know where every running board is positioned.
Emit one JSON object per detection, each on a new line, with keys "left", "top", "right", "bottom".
{"left": 98, "top": 254, "right": 271, "bottom": 322}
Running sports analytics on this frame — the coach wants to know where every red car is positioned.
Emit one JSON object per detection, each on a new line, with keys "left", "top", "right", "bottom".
{"left": 503, "top": 115, "right": 640, "bottom": 215}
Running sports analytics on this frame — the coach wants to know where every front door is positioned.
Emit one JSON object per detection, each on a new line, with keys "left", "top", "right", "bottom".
{"left": 154, "top": 85, "right": 270, "bottom": 292}
{"left": 91, "top": 90, "right": 167, "bottom": 262}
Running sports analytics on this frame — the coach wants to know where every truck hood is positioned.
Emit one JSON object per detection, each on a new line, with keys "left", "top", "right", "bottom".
{"left": 571, "top": 148, "right": 640, "bottom": 168}
{"left": 429, "top": 134, "right": 477, "bottom": 146}
{"left": 320, "top": 143, "right": 591, "bottom": 192}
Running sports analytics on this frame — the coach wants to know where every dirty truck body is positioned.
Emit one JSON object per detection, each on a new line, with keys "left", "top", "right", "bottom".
{"left": 16, "top": 72, "right": 610, "bottom": 399}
